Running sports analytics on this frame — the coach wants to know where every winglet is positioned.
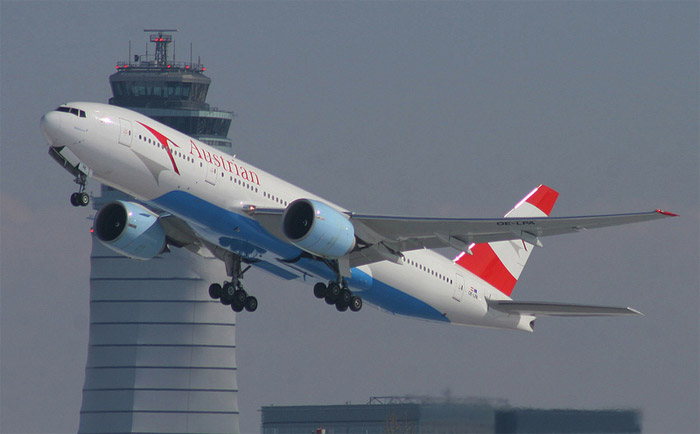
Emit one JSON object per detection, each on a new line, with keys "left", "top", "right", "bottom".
{"left": 627, "top": 307, "right": 645, "bottom": 316}
{"left": 656, "top": 209, "right": 679, "bottom": 217}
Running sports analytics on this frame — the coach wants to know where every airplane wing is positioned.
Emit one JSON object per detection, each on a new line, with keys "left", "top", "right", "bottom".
{"left": 250, "top": 207, "right": 676, "bottom": 267}
{"left": 347, "top": 209, "right": 676, "bottom": 266}
{"left": 350, "top": 209, "right": 676, "bottom": 249}
{"left": 488, "top": 300, "right": 643, "bottom": 317}
{"left": 159, "top": 214, "right": 217, "bottom": 258}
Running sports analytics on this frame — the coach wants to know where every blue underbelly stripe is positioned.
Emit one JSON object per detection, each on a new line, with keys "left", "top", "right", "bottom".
{"left": 151, "top": 190, "right": 449, "bottom": 323}
{"left": 351, "top": 268, "right": 449, "bottom": 322}
{"left": 152, "top": 190, "right": 301, "bottom": 259}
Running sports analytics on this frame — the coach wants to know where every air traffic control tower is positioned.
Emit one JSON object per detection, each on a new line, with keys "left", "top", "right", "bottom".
{"left": 78, "top": 30, "right": 239, "bottom": 434}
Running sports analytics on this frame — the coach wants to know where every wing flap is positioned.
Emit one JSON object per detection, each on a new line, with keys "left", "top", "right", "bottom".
{"left": 351, "top": 209, "right": 674, "bottom": 246}
{"left": 159, "top": 214, "right": 216, "bottom": 258}
{"left": 488, "top": 300, "right": 643, "bottom": 317}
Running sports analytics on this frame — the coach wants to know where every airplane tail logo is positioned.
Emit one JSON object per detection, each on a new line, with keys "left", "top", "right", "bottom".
{"left": 454, "top": 185, "right": 559, "bottom": 296}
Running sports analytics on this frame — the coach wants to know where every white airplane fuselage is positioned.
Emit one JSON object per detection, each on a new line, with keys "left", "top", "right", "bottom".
{"left": 40, "top": 102, "right": 545, "bottom": 332}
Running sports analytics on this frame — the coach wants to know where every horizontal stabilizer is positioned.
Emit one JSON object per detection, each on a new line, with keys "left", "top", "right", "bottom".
{"left": 488, "top": 300, "right": 643, "bottom": 317}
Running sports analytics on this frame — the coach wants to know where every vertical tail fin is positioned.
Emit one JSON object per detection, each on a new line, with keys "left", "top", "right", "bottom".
{"left": 454, "top": 185, "right": 559, "bottom": 297}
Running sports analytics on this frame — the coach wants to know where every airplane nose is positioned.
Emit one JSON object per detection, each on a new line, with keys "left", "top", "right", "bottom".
{"left": 40, "top": 111, "right": 62, "bottom": 146}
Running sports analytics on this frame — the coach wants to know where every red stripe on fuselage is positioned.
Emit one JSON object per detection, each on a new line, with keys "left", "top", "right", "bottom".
{"left": 137, "top": 122, "right": 180, "bottom": 175}
{"left": 455, "top": 244, "right": 517, "bottom": 296}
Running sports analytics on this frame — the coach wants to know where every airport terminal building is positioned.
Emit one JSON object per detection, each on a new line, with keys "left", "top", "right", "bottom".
{"left": 261, "top": 396, "right": 642, "bottom": 434}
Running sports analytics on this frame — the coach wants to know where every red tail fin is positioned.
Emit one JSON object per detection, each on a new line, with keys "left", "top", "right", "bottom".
{"left": 455, "top": 185, "right": 559, "bottom": 297}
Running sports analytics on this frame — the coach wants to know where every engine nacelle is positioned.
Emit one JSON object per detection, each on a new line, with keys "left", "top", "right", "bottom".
{"left": 93, "top": 201, "right": 166, "bottom": 260}
{"left": 282, "top": 199, "right": 355, "bottom": 259}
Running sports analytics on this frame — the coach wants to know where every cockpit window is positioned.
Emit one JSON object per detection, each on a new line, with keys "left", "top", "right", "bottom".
{"left": 56, "top": 106, "right": 86, "bottom": 118}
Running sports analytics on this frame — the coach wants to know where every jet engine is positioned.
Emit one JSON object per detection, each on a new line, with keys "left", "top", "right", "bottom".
{"left": 93, "top": 201, "right": 166, "bottom": 260}
{"left": 282, "top": 199, "right": 355, "bottom": 259}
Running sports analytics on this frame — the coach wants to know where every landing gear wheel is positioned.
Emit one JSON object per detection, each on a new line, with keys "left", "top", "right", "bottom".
{"left": 336, "top": 302, "right": 348, "bottom": 312}
{"left": 220, "top": 296, "right": 232, "bottom": 306}
{"left": 339, "top": 289, "right": 352, "bottom": 306}
{"left": 70, "top": 173, "right": 89, "bottom": 207}
{"left": 78, "top": 192, "right": 90, "bottom": 207}
{"left": 233, "top": 289, "right": 247, "bottom": 306}
{"left": 209, "top": 283, "right": 222, "bottom": 299}
{"left": 313, "top": 282, "right": 327, "bottom": 299}
{"left": 245, "top": 296, "right": 258, "bottom": 312}
{"left": 231, "top": 301, "right": 244, "bottom": 312}
{"left": 327, "top": 282, "right": 341, "bottom": 299}
{"left": 349, "top": 296, "right": 363, "bottom": 312}
{"left": 222, "top": 282, "right": 236, "bottom": 298}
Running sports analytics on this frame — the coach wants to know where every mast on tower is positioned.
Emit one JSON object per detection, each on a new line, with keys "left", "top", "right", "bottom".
{"left": 146, "top": 29, "right": 176, "bottom": 66}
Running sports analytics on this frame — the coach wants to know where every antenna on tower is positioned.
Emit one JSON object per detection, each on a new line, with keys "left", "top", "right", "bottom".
{"left": 144, "top": 29, "right": 178, "bottom": 66}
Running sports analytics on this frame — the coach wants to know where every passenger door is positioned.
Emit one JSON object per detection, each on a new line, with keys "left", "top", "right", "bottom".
{"left": 452, "top": 273, "right": 465, "bottom": 301}
{"left": 205, "top": 164, "right": 218, "bottom": 185}
{"left": 118, "top": 118, "right": 132, "bottom": 146}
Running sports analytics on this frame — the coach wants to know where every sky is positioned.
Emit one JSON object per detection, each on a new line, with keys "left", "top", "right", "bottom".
{"left": 1, "top": 1, "right": 698, "bottom": 433}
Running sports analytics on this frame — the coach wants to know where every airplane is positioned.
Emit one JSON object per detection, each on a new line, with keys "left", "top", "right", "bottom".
{"left": 40, "top": 102, "right": 677, "bottom": 332}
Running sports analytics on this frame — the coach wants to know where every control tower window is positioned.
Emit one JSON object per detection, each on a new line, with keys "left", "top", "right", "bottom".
{"left": 165, "top": 82, "right": 189, "bottom": 98}
{"left": 111, "top": 82, "right": 125, "bottom": 98}
{"left": 111, "top": 79, "right": 209, "bottom": 105}
{"left": 191, "top": 83, "right": 206, "bottom": 102}
{"left": 113, "top": 81, "right": 198, "bottom": 99}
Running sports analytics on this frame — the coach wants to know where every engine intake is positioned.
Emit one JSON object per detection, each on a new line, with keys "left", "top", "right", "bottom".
{"left": 282, "top": 199, "right": 355, "bottom": 259}
{"left": 93, "top": 201, "right": 166, "bottom": 260}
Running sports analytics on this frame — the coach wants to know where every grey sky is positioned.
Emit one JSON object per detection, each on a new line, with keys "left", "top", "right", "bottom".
{"left": 1, "top": 1, "right": 698, "bottom": 433}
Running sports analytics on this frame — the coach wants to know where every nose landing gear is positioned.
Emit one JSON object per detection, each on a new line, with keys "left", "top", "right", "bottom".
{"left": 47, "top": 146, "right": 90, "bottom": 207}
{"left": 70, "top": 187, "right": 90, "bottom": 207}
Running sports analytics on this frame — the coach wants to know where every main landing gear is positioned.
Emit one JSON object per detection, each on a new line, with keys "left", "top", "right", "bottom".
{"left": 313, "top": 281, "right": 363, "bottom": 313}
{"left": 207, "top": 252, "right": 362, "bottom": 315}
{"left": 208, "top": 281, "right": 258, "bottom": 312}
{"left": 208, "top": 253, "right": 258, "bottom": 313}
{"left": 69, "top": 173, "right": 90, "bottom": 207}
